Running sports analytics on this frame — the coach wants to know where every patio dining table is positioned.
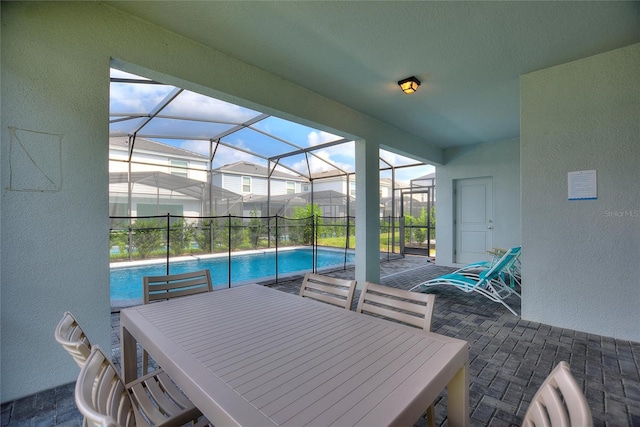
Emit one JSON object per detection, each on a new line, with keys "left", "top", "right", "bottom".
{"left": 120, "top": 284, "right": 469, "bottom": 426}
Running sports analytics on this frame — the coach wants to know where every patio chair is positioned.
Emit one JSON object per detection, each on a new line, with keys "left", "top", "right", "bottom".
{"left": 54, "top": 311, "right": 91, "bottom": 368}
{"left": 457, "top": 247, "right": 509, "bottom": 271}
{"left": 299, "top": 272, "right": 357, "bottom": 309}
{"left": 455, "top": 246, "right": 522, "bottom": 289}
{"left": 55, "top": 312, "right": 208, "bottom": 427}
{"left": 142, "top": 269, "right": 213, "bottom": 372}
{"left": 523, "top": 361, "right": 592, "bottom": 427}
{"left": 143, "top": 269, "right": 213, "bottom": 304}
{"left": 485, "top": 247, "right": 521, "bottom": 288}
{"left": 76, "top": 346, "right": 210, "bottom": 427}
{"left": 356, "top": 282, "right": 437, "bottom": 426}
{"left": 409, "top": 246, "right": 521, "bottom": 315}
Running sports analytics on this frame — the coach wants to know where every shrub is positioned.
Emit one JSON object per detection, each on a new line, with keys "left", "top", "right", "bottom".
{"left": 169, "top": 219, "right": 193, "bottom": 256}
{"left": 132, "top": 218, "right": 164, "bottom": 259}
{"left": 247, "top": 210, "right": 266, "bottom": 250}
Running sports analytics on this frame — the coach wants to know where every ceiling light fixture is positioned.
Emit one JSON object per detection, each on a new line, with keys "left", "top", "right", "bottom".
{"left": 398, "top": 76, "right": 421, "bottom": 94}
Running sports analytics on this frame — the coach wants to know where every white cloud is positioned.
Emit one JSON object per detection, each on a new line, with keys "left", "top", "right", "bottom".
{"left": 291, "top": 148, "right": 354, "bottom": 176}
{"left": 394, "top": 165, "right": 436, "bottom": 183}
{"left": 307, "top": 130, "right": 342, "bottom": 146}
{"left": 217, "top": 149, "right": 260, "bottom": 166}
{"left": 379, "top": 149, "right": 425, "bottom": 166}
{"left": 321, "top": 141, "right": 355, "bottom": 159}
{"left": 165, "top": 91, "right": 259, "bottom": 124}
{"left": 179, "top": 140, "right": 210, "bottom": 156}
{"left": 110, "top": 75, "right": 260, "bottom": 126}
{"left": 110, "top": 81, "right": 172, "bottom": 113}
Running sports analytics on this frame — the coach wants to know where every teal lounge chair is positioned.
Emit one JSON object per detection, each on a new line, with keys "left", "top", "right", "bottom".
{"left": 454, "top": 246, "right": 521, "bottom": 289}
{"left": 410, "top": 246, "right": 521, "bottom": 315}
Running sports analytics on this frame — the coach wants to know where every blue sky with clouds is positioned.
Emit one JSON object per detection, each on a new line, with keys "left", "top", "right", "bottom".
{"left": 110, "top": 69, "right": 433, "bottom": 183}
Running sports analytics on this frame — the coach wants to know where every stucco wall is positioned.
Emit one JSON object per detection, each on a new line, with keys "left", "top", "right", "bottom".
{"left": 520, "top": 43, "right": 640, "bottom": 341}
{"left": 1, "top": 5, "right": 112, "bottom": 402}
{"left": 1, "top": 2, "right": 440, "bottom": 401}
{"left": 435, "top": 138, "right": 521, "bottom": 267}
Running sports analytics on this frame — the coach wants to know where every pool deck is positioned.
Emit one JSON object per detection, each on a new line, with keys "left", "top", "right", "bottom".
{"left": 2, "top": 255, "right": 639, "bottom": 426}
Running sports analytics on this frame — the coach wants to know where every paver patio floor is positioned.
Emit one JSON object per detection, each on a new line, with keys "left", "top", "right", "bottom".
{"left": 2, "top": 255, "right": 638, "bottom": 426}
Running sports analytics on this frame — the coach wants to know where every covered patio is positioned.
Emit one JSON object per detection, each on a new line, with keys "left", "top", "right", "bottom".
{"left": 2, "top": 2, "right": 638, "bottom": 421}
{"left": 3, "top": 256, "right": 638, "bottom": 427}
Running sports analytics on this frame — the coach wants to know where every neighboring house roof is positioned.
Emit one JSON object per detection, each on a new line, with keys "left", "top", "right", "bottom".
{"left": 110, "top": 171, "right": 241, "bottom": 200}
{"left": 380, "top": 177, "right": 409, "bottom": 188}
{"left": 309, "top": 169, "right": 351, "bottom": 180}
{"left": 212, "top": 161, "right": 308, "bottom": 181}
{"left": 246, "top": 189, "right": 353, "bottom": 204}
{"left": 243, "top": 190, "right": 355, "bottom": 215}
{"left": 109, "top": 137, "right": 209, "bottom": 160}
{"left": 413, "top": 172, "right": 436, "bottom": 181}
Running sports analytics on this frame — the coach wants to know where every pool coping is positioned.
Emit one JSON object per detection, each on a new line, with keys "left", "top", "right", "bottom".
{"left": 110, "top": 245, "right": 353, "bottom": 269}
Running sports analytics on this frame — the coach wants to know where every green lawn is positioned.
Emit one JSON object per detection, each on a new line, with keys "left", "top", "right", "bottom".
{"left": 317, "top": 232, "right": 402, "bottom": 252}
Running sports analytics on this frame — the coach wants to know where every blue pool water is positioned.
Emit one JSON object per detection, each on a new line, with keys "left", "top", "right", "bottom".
{"left": 111, "top": 248, "right": 354, "bottom": 303}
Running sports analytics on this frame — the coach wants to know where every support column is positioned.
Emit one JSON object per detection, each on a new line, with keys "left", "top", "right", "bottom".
{"left": 354, "top": 139, "right": 380, "bottom": 288}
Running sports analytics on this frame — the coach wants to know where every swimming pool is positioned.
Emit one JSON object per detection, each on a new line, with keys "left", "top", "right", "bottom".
{"left": 111, "top": 247, "right": 354, "bottom": 306}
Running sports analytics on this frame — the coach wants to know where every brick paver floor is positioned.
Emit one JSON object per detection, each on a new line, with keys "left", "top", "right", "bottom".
{"left": 2, "top": 255, "right": 639, "bottom": 426}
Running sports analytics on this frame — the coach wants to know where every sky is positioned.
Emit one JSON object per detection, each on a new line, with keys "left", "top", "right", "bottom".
{"left": 110, "top": 68, "right": 434, "bottom": 184}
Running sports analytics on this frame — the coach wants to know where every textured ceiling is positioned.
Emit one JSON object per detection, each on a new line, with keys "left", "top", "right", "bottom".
{"left": 106, "top": 1, "right": 639, "bottom": 149}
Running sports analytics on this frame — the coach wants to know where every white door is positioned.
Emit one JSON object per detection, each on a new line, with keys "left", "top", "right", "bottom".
{"left": 455, "top": 177, "right": 493, "bottom": 264}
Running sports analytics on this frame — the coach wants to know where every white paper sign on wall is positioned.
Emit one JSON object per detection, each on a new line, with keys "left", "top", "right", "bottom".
{"left": 568, "top": 170, "right": 597, "bottom": 201}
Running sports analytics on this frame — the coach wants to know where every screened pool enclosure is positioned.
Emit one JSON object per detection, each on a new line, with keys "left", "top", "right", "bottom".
{"left": 109, "top": 68, "right": 436, "bottom": 271}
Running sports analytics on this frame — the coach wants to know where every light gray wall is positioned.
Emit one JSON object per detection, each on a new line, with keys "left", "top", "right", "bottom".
{"left": 252, "top": 177, "right": 268, "bottom": 196}
{"left": 0, "top": 2, "right": 440, "bottom": 401}
{"left": 222, "top": 174, "right": 244, "bottom": 195}
{"left": 520, "top": 43, "right": 640, "bottom": 341}
{"left": 1, "top": 5, "right": 112, "bottom": 401}
{"left": 436, "top": 138, "right": 521, "bottom": 266}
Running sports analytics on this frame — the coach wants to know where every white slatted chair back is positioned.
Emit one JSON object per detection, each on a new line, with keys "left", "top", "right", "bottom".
{"left": 356, "top": 281, "right": 436, "bottom": 331}
{"left": 523, "top": 361, "right": 592, "bottom": 427}
{"left": 75, "top": 346, "right": 138, "bottom": 427}
{"left": 54, "top": 311, "right": 91, "bottom": 368}
{"left": 299, "top": 272, "right": 357, "bottom": 309}
{"left": 143, "top": 269, "right": 213, "bottom": 304}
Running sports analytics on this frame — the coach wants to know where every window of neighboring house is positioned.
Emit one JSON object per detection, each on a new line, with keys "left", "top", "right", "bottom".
{"left": 170, "top": 159, "right": 188, "bottom": 177}
{"left": 109, "top": 202, "right": 130, "bottom": 229}
{"left": 242, "top": 176, "right": 251, "bottom": 193}
{"left": 349, "top": 181, "right": 356, "bottom": 197}
{"left": 286, "top": 181, "right": 295, "bottom": 194}
{"left": 302, "top": 184, "right": 310, "bottom": 192}
{"left": 137, "top": 204, "right": 184, "bottom": 224}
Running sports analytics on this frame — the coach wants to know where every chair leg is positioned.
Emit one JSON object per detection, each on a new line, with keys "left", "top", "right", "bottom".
{"left": 142, "top": 349, "right": 149, "bottom": 375}
{"left": 426, "top": 404, "right": 436, "bottom": 427}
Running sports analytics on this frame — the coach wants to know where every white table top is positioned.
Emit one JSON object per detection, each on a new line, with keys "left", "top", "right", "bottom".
{"left": 121, "top": 284, "right": 468, "bottom": 427}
